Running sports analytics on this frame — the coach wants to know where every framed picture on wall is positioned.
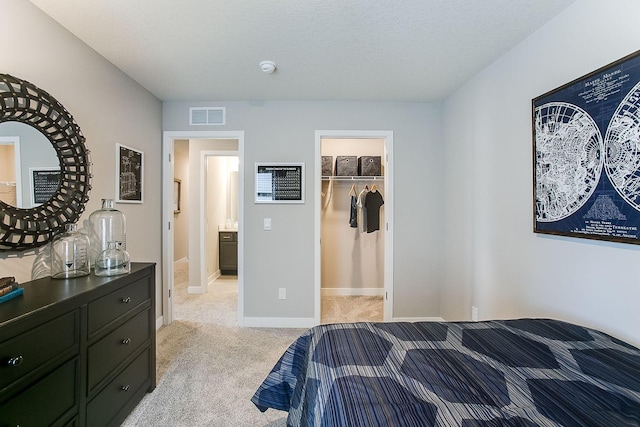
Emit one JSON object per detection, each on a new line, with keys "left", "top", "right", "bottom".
{"left": 533, "top": 49, "right": 640, "bottom": 244}
{"left": 116, "top": 143, "right": 144, "bottom": 204}
{"left": 255, "top": 163, "right": 305, "bottom": 204}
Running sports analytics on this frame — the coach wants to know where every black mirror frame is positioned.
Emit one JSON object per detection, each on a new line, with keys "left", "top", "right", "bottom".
{"left": 0, "top": 73, "right": 91, "bottom": 252}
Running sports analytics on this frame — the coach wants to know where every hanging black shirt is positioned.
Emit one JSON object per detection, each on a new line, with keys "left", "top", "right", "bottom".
{"left": 364, "top": 190, "right": 384, "bottom": 233}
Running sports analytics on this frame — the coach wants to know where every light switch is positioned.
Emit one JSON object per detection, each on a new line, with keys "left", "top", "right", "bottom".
{"left": 264, "top": 218, "right": 272, "bottom": 230}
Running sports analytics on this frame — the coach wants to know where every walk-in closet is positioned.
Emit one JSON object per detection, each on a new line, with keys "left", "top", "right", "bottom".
{"left": 320, "top": 138, "right": 386, "bottom": 323}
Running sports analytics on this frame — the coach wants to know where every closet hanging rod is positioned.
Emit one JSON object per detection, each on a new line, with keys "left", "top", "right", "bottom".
{"left": 321, "top": 176, "right": 384, "bottom": 181}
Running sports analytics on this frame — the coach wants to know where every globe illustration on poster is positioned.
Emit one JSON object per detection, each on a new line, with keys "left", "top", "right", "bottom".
{"left": 604, "top": 80, "right": 640, "bottom": 212}
{"left": 535, "top": 102, "right": 603, "bottom": 222}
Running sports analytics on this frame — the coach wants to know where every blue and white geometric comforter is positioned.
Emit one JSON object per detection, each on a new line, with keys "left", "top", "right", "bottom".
{"left": 252, "top": 319, "right": 640, "bottom": 426}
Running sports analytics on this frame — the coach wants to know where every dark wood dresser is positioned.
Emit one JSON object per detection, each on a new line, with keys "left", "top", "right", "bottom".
{"left": 0, "top": 262, "right": 156, "bottom": 427}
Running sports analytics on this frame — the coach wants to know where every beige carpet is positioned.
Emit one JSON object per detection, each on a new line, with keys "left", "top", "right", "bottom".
{"left": 321, "top": 294, "right": 383, "bottom": 324}
{"left": 122, "top": 259, "right": 382, "bottom": 426}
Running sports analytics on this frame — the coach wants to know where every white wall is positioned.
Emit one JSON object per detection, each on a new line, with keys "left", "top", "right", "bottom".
{"left": 442, "top": 0, "right": 640, "bottom": 346}
{"left": 164, "top": 101, "right": 443, "bottom": 321}
{"left": 0, "top": 1, "right": 163, "bottom": 318}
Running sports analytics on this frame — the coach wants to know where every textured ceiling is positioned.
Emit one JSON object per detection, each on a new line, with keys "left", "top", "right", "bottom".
{"left": 30, "top": 0, "right": 575, "bottom": 102}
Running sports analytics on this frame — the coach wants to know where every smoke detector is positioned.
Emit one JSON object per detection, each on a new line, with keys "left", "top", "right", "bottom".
{"left": 259, "top": 61, "right": 277, "bottom": 74}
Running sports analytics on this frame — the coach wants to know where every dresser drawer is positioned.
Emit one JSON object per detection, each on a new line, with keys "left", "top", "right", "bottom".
{"left": 87, "top": 308, "right": 150, "bottom": 393}
{"left": 0, "top": 311, "right": 78, "bottom": 391}
{"left": 0, "top": 358, "right": 78, "bottom": 426}
{"left": 87, "top": 276, "right": 151, "bottom": 336}
{"left": 86, "top": 348, "right": 150, "bottom": 427}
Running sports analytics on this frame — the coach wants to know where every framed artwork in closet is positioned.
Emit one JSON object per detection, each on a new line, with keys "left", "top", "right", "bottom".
{"left": 255, "top": 162, "right": 305, "bottom": 204}
{"left": 532, "top": 49, "right": 640, "bottom": 245}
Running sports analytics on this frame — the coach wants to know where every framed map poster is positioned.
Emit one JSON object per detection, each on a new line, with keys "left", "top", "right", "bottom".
{"left": 533, "top": 49, "right": 640, "bottom": 244}
{"left": 116, "top": 143, "right": 144, "bottom": 204}
{"left": 255, "top": 163, "right": 304, "bottom": 203}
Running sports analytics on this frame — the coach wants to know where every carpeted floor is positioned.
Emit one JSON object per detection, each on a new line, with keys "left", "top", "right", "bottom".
{"left": 122, "top": 259, "right": 382, "bottom": 426}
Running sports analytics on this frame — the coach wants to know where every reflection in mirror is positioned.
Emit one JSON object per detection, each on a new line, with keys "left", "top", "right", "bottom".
{"left": 0, "top": 122, "right": 58, "bottom": 209}
{"left": 0, "top": 73, "right": 91, "bottom": 252}
{"left": 0, "top": 137, "right": 20, "bottom": 206}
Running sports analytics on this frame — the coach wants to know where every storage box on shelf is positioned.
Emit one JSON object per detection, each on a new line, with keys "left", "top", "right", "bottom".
{"left": 335, "top": 156, "right": 358, "bottom": 176}
{"left": 358, "top": 156, "right": 382, "bottom": 176}
{"left": 321, "top": 156, "right": 333, "bottom": 176}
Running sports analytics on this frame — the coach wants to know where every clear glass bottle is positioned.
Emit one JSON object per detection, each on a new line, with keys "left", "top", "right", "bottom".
{"left": 89, "top": 199, "right": 126, "bottom": 267}
{"left": 95, "top": 241, "right": 130, "bottom": 276}
{"left": 50, "top": 223, "right": 90, "bottom": 279}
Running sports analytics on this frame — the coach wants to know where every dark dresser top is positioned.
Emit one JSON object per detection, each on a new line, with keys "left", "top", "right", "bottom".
{"left": 0, "top": 262, "right": 155, "bottom": 327}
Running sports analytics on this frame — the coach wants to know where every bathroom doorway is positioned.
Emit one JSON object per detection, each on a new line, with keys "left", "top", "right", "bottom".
{"left": 162, "top": 131, "right": 245, "bottom": 326}
{"left": 203, "top": 153, "right": 239, "bottom": 285}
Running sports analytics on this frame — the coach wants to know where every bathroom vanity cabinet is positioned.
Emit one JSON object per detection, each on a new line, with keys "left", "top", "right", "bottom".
{"left": 0, "top": 263, "right": 156, "bottom": 427}
{"left": 219, "top": 231, "right": 238, "bottom": 274}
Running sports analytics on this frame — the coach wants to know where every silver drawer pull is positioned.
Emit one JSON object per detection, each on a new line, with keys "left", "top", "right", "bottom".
{"left": 7, "top": 355, "right": 23, "bottom": 366}
{"left": 122, "top": 338, "right": 132, "bottom": 345}
{"left": 122, "top": 384, "right": 130, "bottom": 391}
{"left": 121, "top": 296, "right": 131, "bottom": 304}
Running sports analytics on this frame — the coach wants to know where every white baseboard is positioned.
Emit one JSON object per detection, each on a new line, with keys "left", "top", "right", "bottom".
{"left": 242, "top": 317, "right": 316, "bottom": 329}
{"left": 322, "top": 287, "right": 384, "bottom": 297}
{"left": 208, "top": 270, "right": 221, "bottom": 285}
{"left": 187, "top": 284, "right": 206, "bottom": 294}
{"left": 156, "top": 316, "right": 164, "bottom": 330}
{"left": 391, "top": 316, "right": 445, "bottom": 322}
{"left": 174, "top": 257, "right": 188, "bottom": 263}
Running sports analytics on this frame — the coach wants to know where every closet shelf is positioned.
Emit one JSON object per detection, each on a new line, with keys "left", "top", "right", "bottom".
{"left": 322, "top": 176, "right": 384, "bottom": 181}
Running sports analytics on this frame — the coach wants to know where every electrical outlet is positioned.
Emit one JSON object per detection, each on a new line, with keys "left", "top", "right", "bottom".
{"left": 472, "top": 306, "right": 479, "bottom": 321}
{"left": 278, "top": 288, "right": 286, "bottom": 300}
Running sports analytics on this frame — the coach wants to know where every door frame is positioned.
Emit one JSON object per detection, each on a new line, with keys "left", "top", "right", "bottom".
{"left": 314, "top": 130, "right": 394, "bottom": 324}
{"left": 162, "top": 131, "right": 245, "bottom": 326}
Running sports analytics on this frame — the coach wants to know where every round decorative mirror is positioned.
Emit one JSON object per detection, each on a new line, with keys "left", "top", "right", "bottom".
{"left": 0, "top": 73, "right": 91, "bottom": 251}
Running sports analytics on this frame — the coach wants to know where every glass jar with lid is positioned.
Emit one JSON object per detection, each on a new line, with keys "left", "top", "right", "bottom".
{"left": 94, "top": 241, "right": 130, "bottom": 276}
{"left": 50, "top": 223, "right": 90, "bottom": 279}
{"left": 89, "top": 198, "right": 126, "bottom": 267}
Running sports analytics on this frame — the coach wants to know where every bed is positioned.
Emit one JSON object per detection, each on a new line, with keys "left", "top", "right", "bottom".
{"left": 252, "top": 319, "right": 640, "bottom": 426}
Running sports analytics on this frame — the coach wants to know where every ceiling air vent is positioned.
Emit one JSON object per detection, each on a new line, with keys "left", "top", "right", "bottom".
{"left": 189, "top": 107, "right": 226, "bottom": 125}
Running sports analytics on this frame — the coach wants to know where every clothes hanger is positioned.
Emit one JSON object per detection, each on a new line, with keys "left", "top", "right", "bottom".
{"left": 349, "top": 184, "right": 356, "bottom": 196}
{"left": 371, "top": 184, "right": 377, "bottom": 192}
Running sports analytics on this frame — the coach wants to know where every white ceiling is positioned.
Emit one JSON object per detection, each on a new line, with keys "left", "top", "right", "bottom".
{"left": 30, "top": 0, "right": 575, "bottom": 102}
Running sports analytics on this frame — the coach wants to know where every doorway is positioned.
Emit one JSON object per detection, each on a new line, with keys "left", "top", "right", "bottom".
{"left": 314, "top": 130, "right": 394, "bottom": 324}
{"left": 162, "top": 131, "right": 245, "bottom": 327}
